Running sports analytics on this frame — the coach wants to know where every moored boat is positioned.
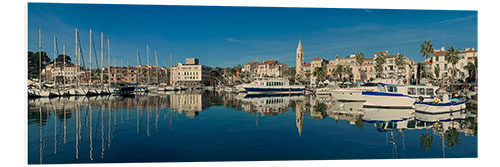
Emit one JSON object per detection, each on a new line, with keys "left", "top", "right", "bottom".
{"left": 414, "top": 92, "right": 469, "bottom": 115}
{"left": 362, "top": 83, "right": 438, "bottom": 109}
{"left": 241, "top": 77, "right": 305, "bottom": 94}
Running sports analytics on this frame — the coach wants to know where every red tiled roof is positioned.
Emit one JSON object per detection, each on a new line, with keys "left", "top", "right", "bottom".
{"left": 385, "top": 54, "right": 397, "bottom": 58}
{"left": 433, "top": 51, "right": 448, "bottom": 56}
{"left": 304, "top": 62, "right": 311, "bottom": 66}
{"left": 262, "top": 60, "right": 278, "bottom": 65}
{"left": 245, "top": 61, "right": 257, "bottom": 66}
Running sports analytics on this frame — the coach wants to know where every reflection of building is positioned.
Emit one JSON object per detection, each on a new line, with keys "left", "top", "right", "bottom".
{"left": 239, "top": 95, "right": 305, "bottom": 116}
{"left": 169, "top": 92, "right": 209, "bottom": 117}
{"left": 295, "top": 101, "right": 304, "bottom": 137}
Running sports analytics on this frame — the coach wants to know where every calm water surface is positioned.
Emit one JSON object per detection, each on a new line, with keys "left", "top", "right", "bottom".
{"left": 27, "top": 91, "right": 477, "bottom": 164}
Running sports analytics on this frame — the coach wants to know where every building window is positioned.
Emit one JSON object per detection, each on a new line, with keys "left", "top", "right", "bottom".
{"left": 444, "top": 64, "right": 448, "bottom": 70}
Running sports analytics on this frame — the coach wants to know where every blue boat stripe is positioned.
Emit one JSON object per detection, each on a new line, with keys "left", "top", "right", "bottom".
{"left": 414, "top": 98, "right": 469, "bottom": 106}
{"left": 362, "top": 91, "right": 434, "bottom": 99}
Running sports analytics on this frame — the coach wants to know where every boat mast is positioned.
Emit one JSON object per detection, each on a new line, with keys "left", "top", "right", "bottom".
{"left": 137, "top": 49, "right": 140, "bottom": 83}
{"left": 89, "top": 29, "right": 92, "bottom": 86}
{"left": 155, "top": 50, "right": 158, "bottom": 84}
{"left": 147, "top": 44, "right": 150, "bottom": 85}
{"left": 38, "top": 28, "right": 42, "bottom": 88}
{"left": 75, "top": 28, "right": 79, "bottom": 87}
{"left": 170, "top": 52, "right": 172, "bottom": 86}
{"left": 107, "top": 38, "right": 110, "bottom": 85}
{"left": 53, "top": 36, "right": 57, "bottom": 84}
{"left": 63, "top": 44, "right": 66, "bottom": 90}
{"left": 101, "top": 32, "right": 104, "bottom": 88}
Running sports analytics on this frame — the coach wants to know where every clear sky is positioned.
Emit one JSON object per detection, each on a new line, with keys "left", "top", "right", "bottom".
{"left": 27, "top": 3, "right": 477, "bottom": 68}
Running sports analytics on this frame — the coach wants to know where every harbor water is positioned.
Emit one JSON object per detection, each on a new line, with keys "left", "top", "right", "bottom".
{"left": 27, "top": 91, "right": 477, "bottom": 164}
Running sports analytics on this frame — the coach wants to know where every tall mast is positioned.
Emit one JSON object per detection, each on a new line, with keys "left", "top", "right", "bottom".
{"left": 147, "top": 44, "right": 150, "bottom": 85}
{"left": 63, "top": 44, "right": 66, "bottom": 89}
{"left": 107, "top": 38, "right": 110, "bottom": 84}
{"left": 170, "top": 52, "right": 172, "bottom": 86}
{"left": 100, "top": 32, "right": 104, "bottom": 87}
{"left": 89, "top": 29, "right": 92, "bottom": 85}
{"left": 38, "top": 28, "right": 42, "bottom": 87}
{"left": 155, "top": 50, "right": 158, "bottom": 84}
{"left": 75, "top": 28, "right": 79, "bottom": 87}
{"left": 137, "top": 49, "right": 140, "bottom": 83}
{"left": 54, "top": 36, "right": 57, "bottom": 84}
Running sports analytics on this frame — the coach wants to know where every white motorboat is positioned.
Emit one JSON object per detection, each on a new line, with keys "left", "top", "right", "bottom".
{"left": 241, "top": 77, "right": 305, "bottom": 94}
{"left": 362, "top": 83, "right": 438, "bottom": 109}
{"left": 331, "top": 82, "right": 378, "bottom": 102}
{"left": 414, "top": 92, "right": 468, "bottom": 115}
{"left": 314, "top": 82, "right": 339, "bottom": 96}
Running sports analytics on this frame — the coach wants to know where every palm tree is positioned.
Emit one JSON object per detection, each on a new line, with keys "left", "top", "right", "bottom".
{"left": 434, "top": 64, "right": 440, "bottom": 79}
{"left": 375, "top": 54, "right": 385, "bottom": 78}
{"left": 395, "top": 54, "right": 406, "bottom": 80}
{"left": 313, "top": 67, "right": 326, "bottom": 82}
{"left": 463, "top": 61, "right": 476, "bottom": 82}
{"left": 343, "top": 66, "right": 353, "bottom": 82}
{"left": 420, "top": 40, "right": 434, "bottom": 80}
{"left": 356, "top": 52, "right": 365, "bottom": 82}
{"left": 446, "top": 46, "right": 461, "bottom": 82}
{"left": 334, "top": 64, "right": 344, "bottom": 81}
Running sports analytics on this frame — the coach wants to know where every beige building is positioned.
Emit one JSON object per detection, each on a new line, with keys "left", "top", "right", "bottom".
{"left": 170, "top": 58, "right": 212, "bottom": 87}
{"left": 242, "top": 61, "right": 258, "bottom": 77}
{"left": 430, "top": 46, "right": 477, "bottom": 79}
{"left": 256, "top": 60, "right": 287, "bottom": 77}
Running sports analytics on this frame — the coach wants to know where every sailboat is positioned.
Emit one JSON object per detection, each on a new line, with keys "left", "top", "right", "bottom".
{"left": 30, "top": 28, "right": 51, "bottom": 97}
{"left": 99, "top": 32, "right": 111, "bottom": 95}
{"left": 48, "top": 35, "right": 63, "bottom": 97}
{"left": 86, "top": 29, "right": 99, "bottom": 96}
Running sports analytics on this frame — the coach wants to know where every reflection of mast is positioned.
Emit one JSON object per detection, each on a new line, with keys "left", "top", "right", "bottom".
{"left": 39, "top": 108, "right": 43, "bottom": 164}
{"left": 441, "top": 132, "right": 446, "bottom": 158}
{"left": 63, "top": 101, "right": 66, "bottom": 144}
{"left": 101, "top": 104, "right": 104, "bottom": 159}
{"left": 75, "top": 102, "right": 79, "bottom": 160}
{"left": 147, "top": 107, "right": 150, "bottom": 137}
{"left": 136, "top": 102, "right": 140, "bottom": 135}
{"left": 89, "top": 105, "right": 93, "bottom": 161}
{"left": 390, "top": 129, "right": 397, "bottom": 159}
{"left": 53, "top": 104, "right": 57, "bottom": 155}
{"left": 108, "top": 102, "right": 111, "bottom": 149}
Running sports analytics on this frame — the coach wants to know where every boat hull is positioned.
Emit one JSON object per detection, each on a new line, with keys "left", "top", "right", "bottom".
{"left": 332, "top": 89, "right": 365, "bottom": 102}
{"left": 414, "top": 99, "right": 468, "bottom": 114}
{"left": 243, "top": 86, "right": 305, "bottom": 94}
{"left": 362, "top": 91, "right": 416, "bottom": 109}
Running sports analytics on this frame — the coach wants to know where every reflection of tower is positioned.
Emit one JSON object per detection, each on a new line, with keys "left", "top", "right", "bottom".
{"left": 296, "top": 39, "right": 304, "bottom": 75}
{"left": 296, "top": 102, "right": 304, "bottom": 137}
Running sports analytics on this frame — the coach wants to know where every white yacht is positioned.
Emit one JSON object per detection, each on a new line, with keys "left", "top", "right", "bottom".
{"left": 241, "top": 77, "right": 305, "bottom": 94}
{"left": 330, "top": 82, "right": 378, "bottom": 102}
{"left": 362, "top": 83, "right": 438, "bottom": 109}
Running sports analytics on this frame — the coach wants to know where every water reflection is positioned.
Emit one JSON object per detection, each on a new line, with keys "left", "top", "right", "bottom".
{"left": 28, "top": 91, "right": 477, "bottom": 164}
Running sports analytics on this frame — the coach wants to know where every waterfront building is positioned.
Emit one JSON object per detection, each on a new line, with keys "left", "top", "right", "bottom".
{"left": 256, "top": 60, "right": 288, "bottom": 77}
{"left": 430, "top": 46, "right": 477, "bottom": 79}
{"left": 170, "top": 58, "right": 212, "bottom": 87}
{"left": 242, "top": 61, "right": 258, "bottom": 77}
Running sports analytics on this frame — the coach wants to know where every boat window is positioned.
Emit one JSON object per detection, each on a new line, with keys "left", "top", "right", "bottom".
{"left": 387, "top": 86, "right": 397, "bottom": 93}
{"left": 408, "top": 88, "right": 416, "bottom": 95}
{"left": 426, "top": 88, "right": 434, "bottom": 96}
{"left": 417, "top": 88, "right": 425, "bottom": 95}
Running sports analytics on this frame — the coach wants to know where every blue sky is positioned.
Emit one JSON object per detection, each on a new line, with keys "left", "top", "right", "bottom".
{"left": 27, "top": 3, "right": 477, "bottom": 68}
